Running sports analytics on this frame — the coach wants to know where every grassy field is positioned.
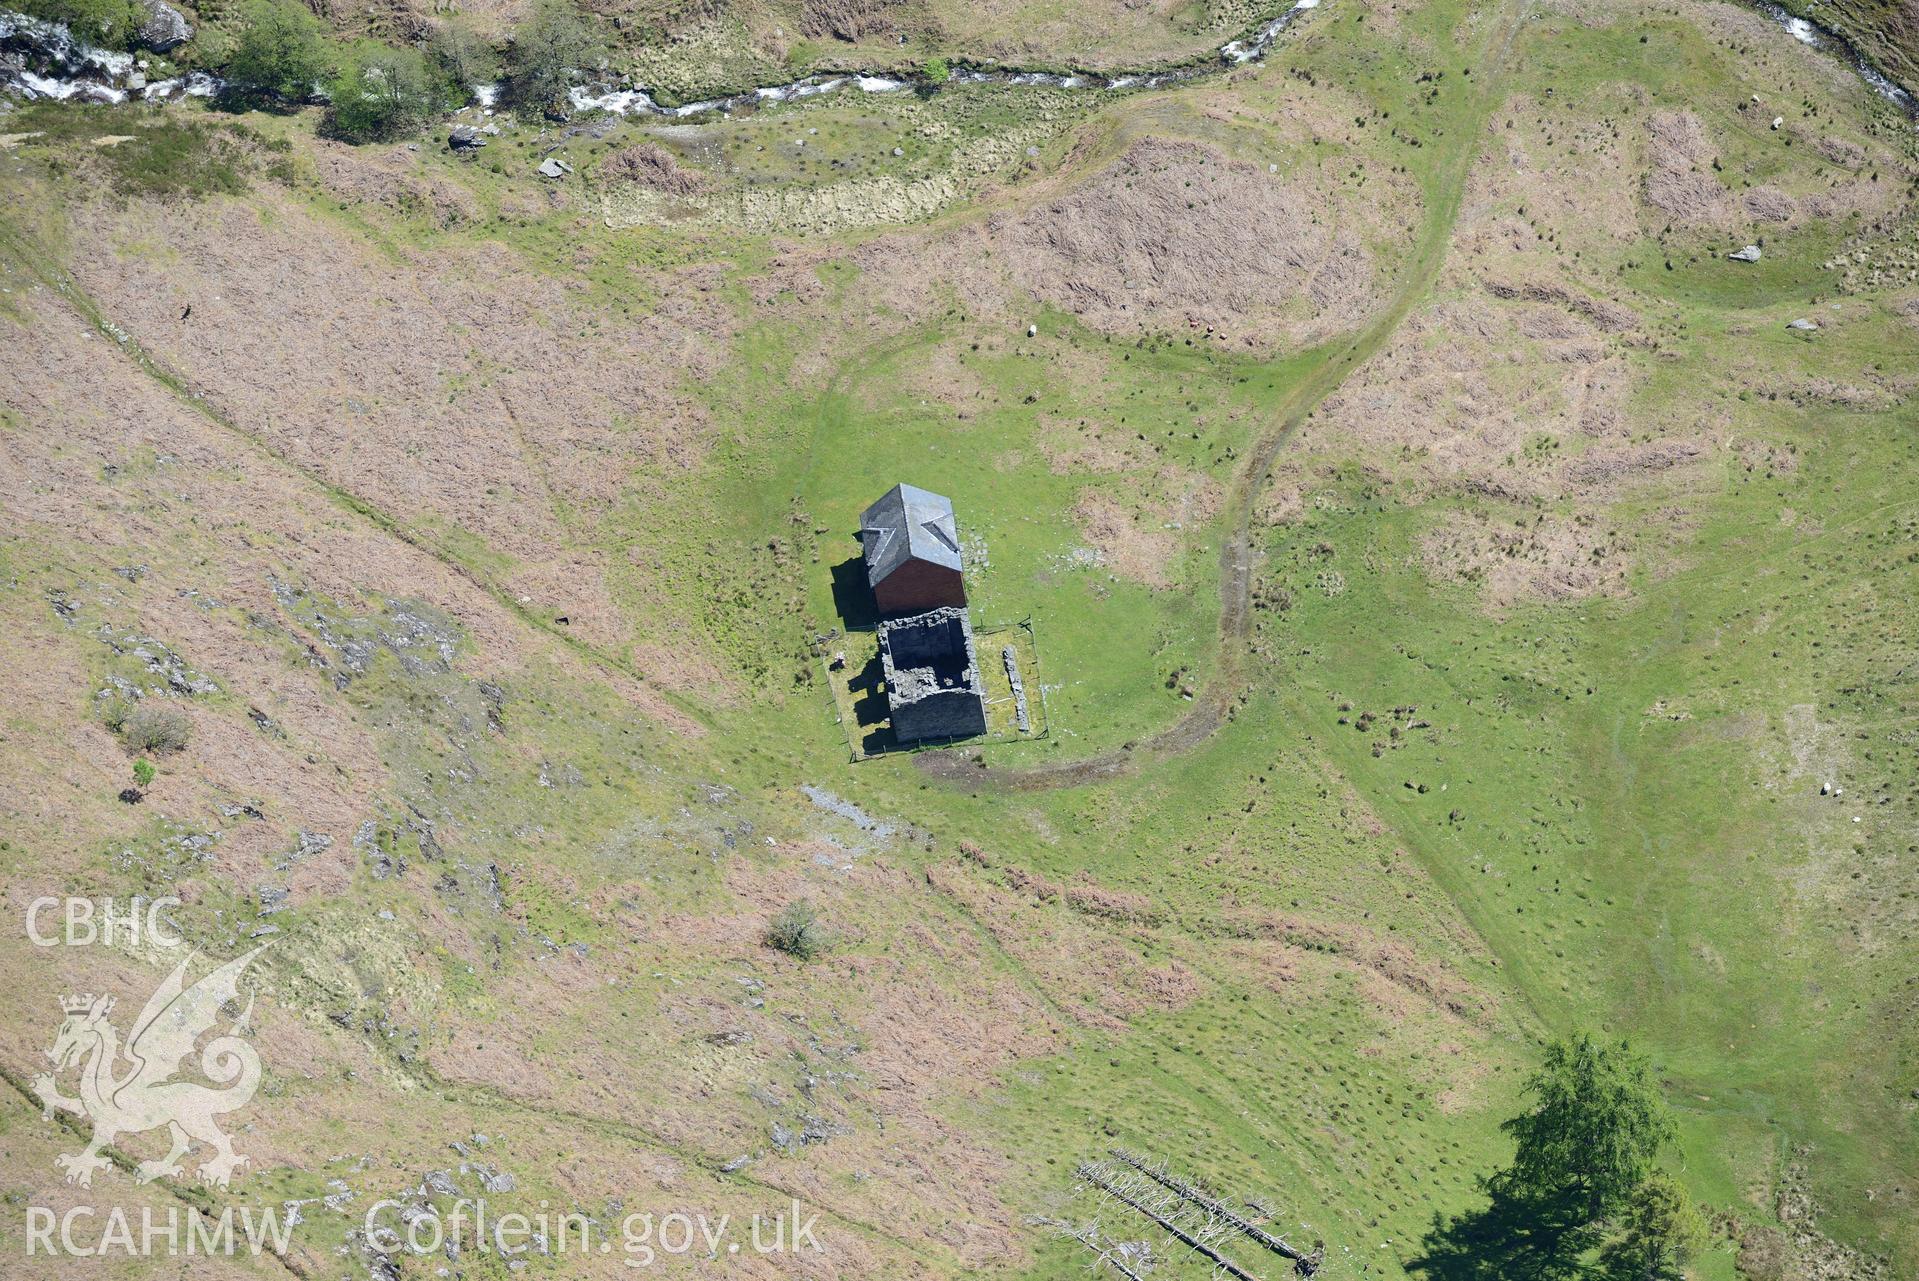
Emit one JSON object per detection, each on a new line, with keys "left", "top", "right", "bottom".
{"left": 0, "top": 0, "right": 1915, "bottom": 1275}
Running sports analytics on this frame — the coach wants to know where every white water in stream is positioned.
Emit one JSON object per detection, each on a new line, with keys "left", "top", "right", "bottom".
{"left": 559, "top": 0, "right": 1327, "bottom": 114}
{"left": 1, "top": 0, "right": 1911, "bottom": 127}
{"left": 0, "top": 0, "right": 1328, "bottom": 117}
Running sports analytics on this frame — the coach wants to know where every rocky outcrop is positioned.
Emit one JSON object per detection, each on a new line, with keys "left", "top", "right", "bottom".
{"left": 135, "top": 0, "right": 192, "bottom": 52}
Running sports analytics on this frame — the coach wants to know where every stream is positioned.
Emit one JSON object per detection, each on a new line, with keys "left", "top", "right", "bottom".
{"left": 1, "top": 0, "right": 1911, "bottom": 129}
{"left": 0, "top": 10, "right": 215, "bottom": 103}
{"left": 1754, "top": 0, "right": 1914, "bottom": 113}
{"left": 562, "top": 0, "right": 1323, "bottom": 116}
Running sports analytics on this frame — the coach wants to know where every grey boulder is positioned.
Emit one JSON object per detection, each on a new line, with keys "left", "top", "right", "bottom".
{"left": 136, "top": 0, "right": 193, "bottom": 52}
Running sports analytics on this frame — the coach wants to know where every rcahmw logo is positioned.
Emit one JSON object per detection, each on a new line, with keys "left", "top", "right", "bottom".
{"left": 27, "top": 1204, "right": 295, "bottom": 1259}
{"left": 25, "top": 890, "right": 270, "bottom": 1191}
{"left": 33, "top": 944, "right": 270, "bottom": 1188}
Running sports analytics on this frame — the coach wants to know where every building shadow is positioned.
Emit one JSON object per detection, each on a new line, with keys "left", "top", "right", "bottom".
{"left": 829, "top": 555, "right": 877, "bottom": 632}
{"left": 849, "top": 655, "right": 888, "bottom": 726}
{"left": 847, "top": 652, "right": 901, "bottom": 756}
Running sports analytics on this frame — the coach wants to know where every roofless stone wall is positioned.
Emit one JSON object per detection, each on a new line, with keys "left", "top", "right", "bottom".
{"left": 877, "top": 606, "right": 987, "bottom": 743}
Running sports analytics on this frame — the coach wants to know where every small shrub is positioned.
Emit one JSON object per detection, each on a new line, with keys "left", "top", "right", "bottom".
{"left": 921, "top": 56, "right": 950, "bottom": 82}
{"left": 101, "top": 695, "right": 134, "bottom": 733}
{"left": 325, "top": 43, "right": 440, "bottom": 142}
{"left": 505, "top": 0, "right": 603, "bottom": 112}
{"left": 131, "top": 758, "right": 156, "bottom": 787}
{"left": 121, "top": 704, "right": 191, "bottom": 754}
{"left": 221, "top": 0, "right": 331, "bottom": 107}
{"left": 766, "top": 899, "right": 829, "bottom": 960}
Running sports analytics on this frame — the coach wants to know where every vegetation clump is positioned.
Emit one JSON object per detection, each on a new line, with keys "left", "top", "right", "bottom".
{"left": 799, "top": 0, "right": 903, "bottom": 43}
{"left": 600, "top": 142, "right": 707, "bottom": 194}
{"left": 112, "top": 119, "right": 259, "bottom": 197}
{"left": 504, "top": 0, "right": 603, "bottom": 112}
{"left": 220, "top": 0, "right": 330, "bottom": 107}
{"left": 325, "top": 43, "right": 441, "bottom": 142}
{"left": 766, "top": 899, "right": 830, "bottom": 960}
{"left": 427, "top": 20, "right": 501, "bottom": 94}
{"left": 111, "top": 702, "right": 191, "bottom": 754}
{"left": 16, "top": 0, "right": 146, "bottom": 49}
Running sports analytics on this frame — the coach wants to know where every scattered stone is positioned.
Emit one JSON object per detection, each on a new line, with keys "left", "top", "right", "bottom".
{"left": 1787, "top": 317, "right": 1818, "bottom": 331}
{"left": 1729, "top": 244, "right": 1762, "bottom": 262}
{"left": 801, "top": 785, "right": 895, "bottom": 838}
{"left": 1771, "top": 115, "right": 1784, "bottom": 129}
{"left": 97, "top": 624, "right": 218, "bottom": 695}
{"left": 536, "top": 156, "right": 573, "bottom": 179}
{"left": 278, "top": 829, "right": 333, "bottom": 870}
{"left": 473, "top": 1164, "right": 515, "bottom": 1193}
{"left": 448, "top": 126, "right": 485, "bottom": 153}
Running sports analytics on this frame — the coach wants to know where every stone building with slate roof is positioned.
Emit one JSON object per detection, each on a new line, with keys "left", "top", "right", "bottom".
{"left": 859, "top": 483, "right": 967, "bottom": 617}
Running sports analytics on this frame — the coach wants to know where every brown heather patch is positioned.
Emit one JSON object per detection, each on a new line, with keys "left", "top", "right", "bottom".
{"left": 60, "top": 188, "right": 732, "bottom": 683}
{"left": 992, "top": 137, "right": 1390, "bottom": 352}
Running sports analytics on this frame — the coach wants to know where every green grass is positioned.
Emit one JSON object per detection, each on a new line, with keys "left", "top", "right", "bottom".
{"left": 1248, "top": 381, "right": 1919, "bottom": 1264}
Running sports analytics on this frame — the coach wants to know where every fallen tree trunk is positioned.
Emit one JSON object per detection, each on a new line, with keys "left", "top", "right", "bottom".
{"left": 1109, "top": 1147, "right": 1317, "bottom": 1271}
{"left": 1077, "top": 1164, "right": 1266, "bottom": 1281}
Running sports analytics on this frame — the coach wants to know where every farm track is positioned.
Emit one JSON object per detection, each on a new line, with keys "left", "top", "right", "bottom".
{"left": 919, "top": 0, "right": 1534, "bottom": 792}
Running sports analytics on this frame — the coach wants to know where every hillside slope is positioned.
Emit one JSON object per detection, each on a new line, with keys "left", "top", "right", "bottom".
{"left": 1, "top": 0, "right": 1915, "bottom": 1276}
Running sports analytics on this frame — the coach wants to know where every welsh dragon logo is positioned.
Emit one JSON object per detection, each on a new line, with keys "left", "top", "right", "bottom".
{"left": 32, "top": 945, "right": 269, "bottom": 1188}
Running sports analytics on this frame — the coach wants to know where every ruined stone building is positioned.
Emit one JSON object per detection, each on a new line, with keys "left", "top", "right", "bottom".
{"left": 876, "top": 606, "right": 988, "bottom": 743}
{"left": 860, "top": 485, "right": 987, "bottom": 744}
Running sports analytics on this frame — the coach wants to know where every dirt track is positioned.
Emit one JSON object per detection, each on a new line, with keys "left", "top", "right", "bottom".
{"left": 917, "top": 0, "right": 1535, "bottom": 792}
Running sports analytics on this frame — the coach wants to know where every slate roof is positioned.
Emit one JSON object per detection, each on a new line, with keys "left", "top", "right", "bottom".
{"left": 859, "top": 484, "right": 963, "bottom": 585}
